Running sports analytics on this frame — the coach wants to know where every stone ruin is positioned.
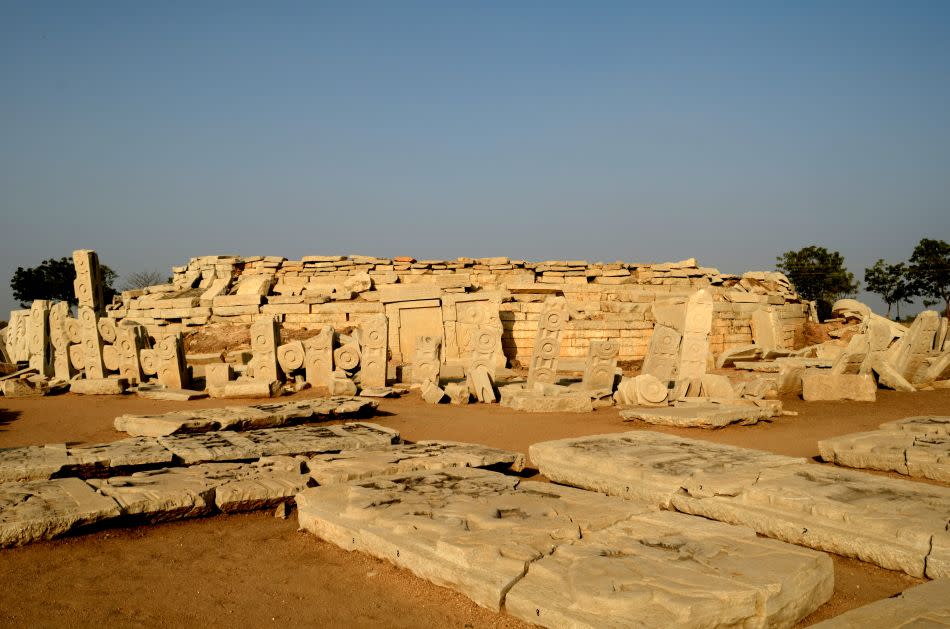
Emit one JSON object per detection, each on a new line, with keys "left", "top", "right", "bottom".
{"left": 1, "top": 250, "right": 948, "bottom": 415}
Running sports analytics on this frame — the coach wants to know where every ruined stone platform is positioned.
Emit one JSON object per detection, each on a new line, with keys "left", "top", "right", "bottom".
{"left": 297, "top": 467, "right": 832, "bottom": 628}
{"left": 809, "top": 579, "right": 950, "bottom": 628}
{"left": 114, "top": 397, "right": 378, "bottom": 437}
{"left": 530, "top": 431, "right": 950, "bottom": 578}
{"left": 619, "top": 404, "right": 778, "bottom": 428}
{"left": 819, "top": 425, "right": 950, "bottom": 482}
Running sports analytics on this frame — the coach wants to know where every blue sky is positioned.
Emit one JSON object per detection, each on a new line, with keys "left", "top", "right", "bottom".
{"left": 2, "top": 1, "right": 948, "bottom": 315}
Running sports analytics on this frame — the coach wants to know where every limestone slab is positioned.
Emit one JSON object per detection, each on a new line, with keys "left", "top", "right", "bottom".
{"left": 499, "top": 385, "right": 593, "bottom": 413}
{"left": 134, "top": 385, "right": 208, "bottom": 401}
{"left": 620, "top": 404, "right": 776, "bottom": 428}
{"left": 506, "top": 510, "right": 832, "bottom": 629}
{"left": 88, "top": 465, "right": 224, "bottom": 520}
{"left": 239, "top": 422, "right": 399, "bottom": 457}
{"left": 64, "top": 437, "right": 175, "bottom": 475}
{"left": 305, "top": 441, "right": 525, "bottom": 484}
{"left": 297, "top": 468, "right": 832, "bottom": 627}
{"left": 70, "top": 377, "right": 129, "bottom": 395}
{"left": 802, "top": 372, "right": 876, "bottom": 402}
{"left": 0, "top": 444, "right": 69, "bottom": 482}
{"left": 0, "top": 477, "right": 121, "bottom": 547}
{"left": 818, "top": 429, "right": 950, "bottom": 482}
{"left": 158, "top": 432, "right": 260, "bottom": 464}
{"left": 879, "top": 415, "right": 950, "bottom": 436}
{"left": 211, "top": 457, "right": 311, "bottom": 512}
{"left": 809, "top": 579, "right": 950, "bottom": 628}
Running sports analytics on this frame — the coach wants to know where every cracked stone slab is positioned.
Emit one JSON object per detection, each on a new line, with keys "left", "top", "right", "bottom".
{"left": 879, "top": 415, "right": 950, "bottom": 437}
{"left": 818, "top": 430, "right": 950, "bottom": 482}
{"left": 158, "top": 432, "right": 260, "bottom": 464}
{"left": 305, "top": 441, "right": 525, "bottom": 485}
{"left": 0, "top": 444, "right": 69, "bottom": 482}
{"left": 297, "top": 468, "right": 832, "bottom": 627}
{"left": 671, "top": 463, "right": 950, "bottom": 579}
{"left": 619, "top": 404, "right": 778, "bottom": 428}
{"left": 113, "top": 397, "right": 378, "bottom": 437}
{"left": 809, "top": 579, "right": 950, "bottom": 628}
{"left": 0, "top": 477, "right": 121, "bottom": 547}
{"left": 240, "top": 422, "right": 399, "bottom": 457}
{"left": 63, "top": 437, "right": 176, "bottom": 476}
{"left": 530, "top": 431, "right": 950, "bottom": 578}
{"left": 530, "top": 432, "right": 804, "bottom": 508}
{"left": 86, "top": 458, "right": 309, "bottom": 520}
{"left": 506, "top": 510, "right": 833, "bottom": 629}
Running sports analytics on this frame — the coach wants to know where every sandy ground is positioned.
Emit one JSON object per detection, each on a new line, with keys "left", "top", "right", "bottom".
{"left": 1, "top": 387, "right": 948, "bottom": 627}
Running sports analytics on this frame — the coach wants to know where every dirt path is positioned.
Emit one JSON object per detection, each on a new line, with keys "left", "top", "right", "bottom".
{"left": 1, "top": 388, "right": 947, "bottom": 627}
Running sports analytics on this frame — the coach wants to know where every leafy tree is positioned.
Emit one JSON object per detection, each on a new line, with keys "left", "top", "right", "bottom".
{"left": 10, "top": 257, "right": 117, "bottom": 307}
{"left": 864, "top": 260, "right": 914, "bottom": 319}
{"left": 776, "top": 246, "right": 859, "bottom": 321}
{"left": 122, "top": 270, "right": 167, "bottom": 291}
{"left": 908, "top": 238, "right": 950, "bottom": 319}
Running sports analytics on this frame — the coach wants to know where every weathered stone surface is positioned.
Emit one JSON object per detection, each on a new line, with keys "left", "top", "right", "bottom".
{"left": 700, "top": 374, "right": 735, "bottom": 399}
{"left": 298, "top": 468, "right": 832, "bottom": 626}
{"left": 465, "top": 365, "right": 496, "bottom": 403}
{"left": 64, "top": 437, "right": 175, "bottom": 474}
{"left": 530, "top": 432, "right": 803, "bottom": 509}
{"left": 305, "top": 441, "right": 525, "bottom": 484}
{"left": 809, "top": 579, "right": 950, "bottom": 628}
{"left": 420, "top": 380, "right": 446, "bottom": 404}
{"left": 328, "top": 372, "right": 358, "bottom": 396}
{"left": 70, "top": 377, "right": 129, "bottom": 395}
{"left": 358, "top": 386, "right": 396, "bottom": 398}
{"left": 411, "top": 335, "right": 442, "bottom": 385}
{"left": 358, "top": 314, "right": 388, "bottom": 388}
{"left": 1, "top": 377, "right": 49, "bottom": 398}
{"left": 0, "top": 477, "right": 121, "bottom": 547}
{"left": 0, "top": 444, "right": 69, "bottom": 482}
{"left": 506, "top": 510, "right": 832, "bottom": 629}
{"left": 527, "top": 296, "right": 567, "bottom": 388}
{"left": 442, "top": 382, "right": 470, "bottom": 405}
{"left": 500, "top": 385, "right": 593, "bottom": 413}
{"left": 212, "top": 457, "right": 311, "bottom": 512}
{"left": 818, "top": 428, "right": 950, "bottom": 482}
{"left": 89, "top": 465, "right": 223, "bottom": 520}
{"left": 238, "top": 422, "right": 399, "bottom": 457}
{"left": 531, "top": 431, "right": 950, "bottom": 578}
{"left": 879, "top": 415, "right": 950, "bottom": 436}
{"left": 134, "top": 385, "right": 207, "bottom": 401}
{"left": 158, "top": 432, "right": 260, "bottom": 464}
{"left": 802, "top": 372, "right": 876, "bottom": 402}
{"left": 581, "top": 340, "right": 618, "bottom": 390}
{"left": 207, "top": 380, "right": 280, "bottom": 398}
{"left": 620, "top": 404, "right": 777, "bottom": 428}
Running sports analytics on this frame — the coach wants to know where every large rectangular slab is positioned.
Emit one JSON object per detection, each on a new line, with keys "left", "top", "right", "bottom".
{"left": 64, "top": 437, "right": 176, "bottom": 475}
{"left": 305, "top": 441, "right": 525, "bottom": 485}
{"left": 619, "top": 404, "right": 777, "bottom": 428}
{"left": 819, "top": 429, "right": 950, "bottom": 482}
{"left": 809, "top": 579, "right": 950, "bottom": 628}
{"left": 530, "top": 431, "right": 803, "bottom": 508}
{"left": 530, "top": 431, "right": 950, "bottom": 578}
{"left": 0, "top": 477, "right": 121, "bottom": 547}
{"left": 0, "top": 444, "right": 68, "bottom": 482}
{"left": 297, "top": 468, "right": 832, "bottom": 627}
{"left": 240, "top": 422, "right": 399, "bottom": 457}
{"left": 879, "top": 415, "right": 950, "bottom": 436}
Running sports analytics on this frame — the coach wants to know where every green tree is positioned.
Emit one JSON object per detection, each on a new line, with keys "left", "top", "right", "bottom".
{"left": 10, "top": 257, "right": 117, "bottom": 307}
{"left": 864, "top": 259, "right": 914, "bottom": 319}
{"left": 776, "top": 246, "right": 859, "bottom": 321}
{"left": 907, "top": 238, "right": 950, "bottom": 319}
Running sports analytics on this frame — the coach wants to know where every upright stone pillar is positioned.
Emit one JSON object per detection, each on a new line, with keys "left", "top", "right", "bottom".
{"left": 527, "top": 296, "right": 568, "bottom": 389}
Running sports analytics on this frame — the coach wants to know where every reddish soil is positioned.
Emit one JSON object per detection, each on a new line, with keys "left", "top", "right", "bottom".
{"left": 1, "top": 388, "right": 948, "bottom": 627}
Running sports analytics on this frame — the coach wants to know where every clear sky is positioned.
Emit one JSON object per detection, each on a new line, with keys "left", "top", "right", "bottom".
{"left": 2, "top": 1, "right": 948, "bottom": 316}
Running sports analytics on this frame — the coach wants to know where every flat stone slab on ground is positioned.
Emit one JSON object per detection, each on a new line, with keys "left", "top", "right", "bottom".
{"left": 530, "top": 431, "right": 804, "bottom": 508}
{"left": 818, "top": 429, "right": 950, "bottom": 482}
{"left": 240, "top": 422, "right": 399, "bottom": 457}
{"left": 878, "top": 415, "right": 950, "bottom": 436}
{"left": 499, "top": 386, "right": 593, "bottom": 413}
{"left": 0, "top": 444, "right": 68, "bottom": 482}
{"left": 305, "top": 441, "right": 525, "bottom": 484}
{"left": 158, "top": 432, "right": 260, "bottom": 464}
{"left": 297, "top": 468, "right": 832, "bottom": 627}
{"left": 64, "top": 437, "right": 176, "bottom": 475}
{"left": 530, "top": 431, "right": 950, "bottom": 578}
{"left": 809, "top": 578, "right": 950, "bottom": 628}
{"left": 0, "top": 477, "right": 121, "bottom": 547}
{"left": 134, "top": 386, "right": 208, "bottom": 401}
{"left": 70, "top": 378, "right": 129, "bottom": 395}
{"left": 114, "top": 397, "right": 378, "bottom": 437}
{"left": 619, "top": 404, "right": 777, "bottom": 428}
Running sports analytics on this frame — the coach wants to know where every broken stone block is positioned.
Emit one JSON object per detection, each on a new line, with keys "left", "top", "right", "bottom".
{"left": 305, "top": 441, "right": 525, "bottom": 484}
{"left": 250, "top": 317, "right": 282, "bottom": 383}
{"left": 0, "top": 477, "right": 121, "bottom": 547}
{"left": 63, "top": 437, "right": 175, "bottom": 476}
{"left": 72, "top": 249, "right": 106, "bottom": 311}
{"left": 700, "top": 373, "right": 734, "bottom": 399}
{"left": 776, "top": 359, "right": 805, "bottom": 396}
{"left": 506, "top": 510, "right": 832, "bottom": 629}
{"left": 581, "top": 340, "right": 618, "bottom": 390}
{"left": 879, "top": 415, "right": 950, "bottom": 436}
{"left": 421, "top": 380, "right": 446, "bottom": 404}
{"left": 77, "top": 305, "right": 106, "bottom": 379}
{"left": 2, "top": 377, "right": 50, "bottom": 397}
{"left": 204, "top": 362, "right": 233, "bottom": 387}
{"left": 70, "top": 377, "right": 129, "bottom": 395}
{"left": 358, "top": 386, "right": 396, "bottom": 398}
{"left": 678, "top": 289, "right": 714, "bottom": 379}
{"left": 808, "top": 579, "right": 950, "bottom": 628}
{"left": 276, "top": 340, "right": 305, "bottom": 373}
{"left": 716, "top": 344, "right": 764, "bottom": 369}
{"left": 158, "top": 431, "right": 260, "bottom": 464}
{"left": 634, "top": 373, "right": 668, "bottom": 405}
{"left": 27, "top": 300, "right": 52, "bottom": 377}
{"left": 358, "top": 314, "right": 388, "bottom": 388}
{"left": 442, "top": 382, "right": 470, "bottom": 405}
{"left": 527, "top": 296, "right": 568, "bottom": 388}
{"left": 114, "top": 322, "right": 149, "bottom": 384}
{"left": 155, "top": 333, "right": 189, "bottom": 389}
{"left": 751, "top": 306, "right": 784, "bottom": 350}
{"left": 499, "top": 384, "right": 593, "bottom": 413}
{"left": 465, "top": 364, "right": 496, "bottom": 403}
{"left": 329, "top": 371, "right": 358, "bottom": 396}
{"left": 48, "top": 302, "right": 77, "bottom": 381}
{"left": 620, "top": 404, "right": 778, "bottom": 428}
{"left": 302, "top": 326, "right": 334, "bottom": 389}
{"left": 134, "top": 385, "right": 207, "bottom": 401}
{"left": 297, "top": 468, "right": 832, "bottom": 625}
{"left": 0, "top": 444, "right": 69, "bottom": 482}
{"left": 802, "top": 372, "right": 876, "bottom": 402}
{"left": 89, "top": 466, "right": 223, "bottom": 521}
{"left": 208, "top": 380, "right": 280, "bottom": 399}
{"left": 818, "top": 428, "right": 950, "bottom": 482}
{"left": 238, "top": 422, "right": 399, "bottom": 457}
{"left": 871, "top": 356, "right": 916, "bottom": 392}
{"left": 212, "top": 457, "right": 311, "bottom": 512}
{"left": 333, "top": 339, "right": 361, "bottom": 372}
{"left": 641, "top": 324, "right": 681, "bottom": 381}
{"left": 411, "top": 334, "right": 442, "bottom": 385}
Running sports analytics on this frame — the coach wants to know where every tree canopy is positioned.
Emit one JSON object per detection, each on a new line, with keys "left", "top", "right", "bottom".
{"left": 864, "top": 259, "right": 914, "bottom": 319}
{"left": 908, "top": 238, "right": 950, "bottom": 318}
{"left": 776, "top": 246, "right": 858, "bottom": 320}
{"left": 10, "top": 257, "right": 117, "bottom": 307}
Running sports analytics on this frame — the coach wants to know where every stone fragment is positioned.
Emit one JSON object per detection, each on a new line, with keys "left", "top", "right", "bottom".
{"left": 751, "top": 306, "right": 784, "bottom": 349}
{"left": 716, "top": 344, "right": 764, "bottom": 369}
{"left": 333, "top": 339, "right": 361, "bottom": 372}
{"left": 801, "top": 372, "right": 876, "bottom": 402}
{"left": 250, "top": 317, "right": 282, "bottom": 383}
{"left": 1, "top": 377, "right": 49, "bottom": 397}
{"left": 329, "top": 371, "right": 358, "bottom": 396}
{"left": 465, "top": 365, "right": 496, "bottom": 403}
{"left": 0, "top": 477, "right": 121, "bottom": 547}
{"left": 89, "top": 465, "right": 223, "bottom": 520}
{"left": 158, "top": 432, "right": 260, "bottom": 464}
{"left": 302, "top": 325, "right": 334, "bottom": 389}
{"left": 421, "top": 380, "right": 446, "bottom": 404}
{"left": 500, "top": 385, "right": 593, "bottom": 413}
{"left": 634, "top": 373, "right": 668, "bottom": 405}
{"left": 581, "top": 340, "right": 618, "bottom": 390}
{"left": 155, "top": 333, "right": 189, "bottom": 389}
{"left": 27, "top": 300, "right": 52, "bottom": 377}
{"left": 64, "top": 437, "right": 175, "bottom": 474}
{"left": 358, "top": 386, "right": 396, "bottom": 398}
{"left": 818, "top": 428, "right": 950, "bottom": 482}
{"left": 208, "top": 380, "right": 280, "bottom": 399}
{"left": 527, "top": 296, "right": 567, "bottom": 388}
{"left": 442, "top": 382, "right": 470, "bottom": 405}
{"left": 678, "top": 289, "right": 714, "bottom": 379}
{"left": 77, "top": 305, "right": 106, "bottom": 379}
{"left": 879, "top": 415, "right": 950, "bottom": 436}
{"left": 113, "top": 322, "right": 149, "bottom": 384}
{"left": 411, "top": 334, "right": 442, "bottom": 385}
{"left": 808, "top": 579, "right": 950, "bottom": 628}
{"left": 642, "top": 324, "right": 681, "bottom": 381}
{"left": 238, "top": 422, "right": 399, "bottom": 457}
{"left": 72, "top": 249, "right": 106, "bottom": 311}
{"left": 204, "top": 363, "right": 233, "bottom": 387}
{"left": 700, "top": 374, "right": 735, "bottom": 399}
{"left": 48, "top": 302, "right": 77, "bottom": 381}
{"left": 871, "top": 356, "right": 916, "bottom": 392}
{"left": 70, "top": 377, "right": 129, "bottom": 395}
{"left": 620, "top": 404, "right": 777, "bottom": 428}
{"left": 276, "top": 341, "right": 305, "bottom": 373}
{"left": 212, "top": 457, "right": 311, "bottom": 512}
{"left": 305, "top": 441, "right": 525, "bottom": 484}
{"left": 134, "top": 385, "right": 207, "bottom": 401}
{"left": 0, "top": 444, "right": 69, "bottom": 482}
{"left": 358, "top": 314, "right": 388, "bottom": 388}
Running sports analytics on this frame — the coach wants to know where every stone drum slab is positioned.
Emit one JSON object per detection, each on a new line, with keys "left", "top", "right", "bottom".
{"left": 297, "top": 468, "right": 832, "bottom": 628}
